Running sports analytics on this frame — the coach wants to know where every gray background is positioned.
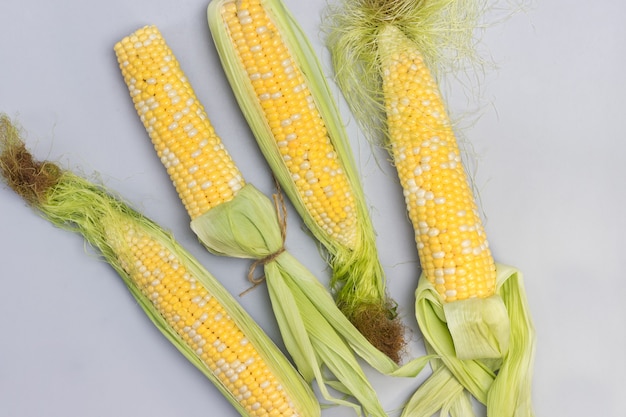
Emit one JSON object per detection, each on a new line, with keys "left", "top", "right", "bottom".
{"left": 1, "top": 0, "right": 624, "bottom": 416}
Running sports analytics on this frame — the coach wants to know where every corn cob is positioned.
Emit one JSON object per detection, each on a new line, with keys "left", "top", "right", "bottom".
{"left": 379, "top": 25, "right": 497, "bottom": 303}
{"left": 207, "top": 0, "right": 406, "bottom": 362}
{"left": 114, "top": 25, "right": 427, "bottom": 417}
{"left": 114, "top": 26, "right": 244, "bottom": 219}
{"left": 324, "top": 1, "right": 535, "bottom": 416}
{"left": 0, "top": 114, "right": 319, "bottom": 417}
{"left": 211, "top": 0, "right": 357, "bottom": 248}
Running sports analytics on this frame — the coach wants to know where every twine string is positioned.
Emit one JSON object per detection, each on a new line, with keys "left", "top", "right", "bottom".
{"left": 239, "top": 180, "right": 288, "bottom": 297}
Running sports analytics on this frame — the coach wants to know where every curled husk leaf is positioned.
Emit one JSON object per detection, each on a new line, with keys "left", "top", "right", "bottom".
{"left": 410, "top": 265, "right": 535, "bottom": 417}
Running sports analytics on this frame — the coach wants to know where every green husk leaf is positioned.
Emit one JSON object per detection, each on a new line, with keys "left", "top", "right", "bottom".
{"left": 415, "top": 264, "right": 535, "bottom": 416}
{"left": 0, "top": 114, "right": 320, "bottom": 417}
{"left": 191, "top": 183, "right": 283, "bottom": 259}
{"left": 416, "top": 282, "right": 496, "bottom": 403}
{"left": 487, "top": 265, "right": 535, "bottom": 416}
{"left": 267, "top": 258, "right": 386, "bottom": 416}
{"left": 189, "top": 180, "right": 431, "bottom": 415}
{"left": 207, "top": 0, "right": 406, "bottom": 361}
{"left": 443, "top": 295, "right": 510, "bottom": 360}
{"left": 400, "top": 367, "right": 466, "bottom": 417}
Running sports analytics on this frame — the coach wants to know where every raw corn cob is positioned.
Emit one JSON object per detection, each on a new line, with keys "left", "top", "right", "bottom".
{"left": 207, "top": 0, "right": 406, "bottom": 362}
{"left": 0, "top": 114, "right": 319, "bottom": 417}
{"left": 324, "top": 1, "right": 535, "bottom": 416}
{"left": 114, "top": 25, "right": 428, "bottom": 417}
{"left": 379, "top": 26, "right": 500, "bottom": 311}
{"left": 114, "top": 26, "right": 245, "bottom": 219}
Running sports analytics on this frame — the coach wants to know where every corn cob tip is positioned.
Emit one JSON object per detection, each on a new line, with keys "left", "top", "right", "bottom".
{"left": 0, "top": 115, "right": 61, "bottom": 206}
{"left": 324, "top": 0, "right": 489, "bottom": 145}
{"left": 325, "top": 0, "right": 488, "bottom": 68}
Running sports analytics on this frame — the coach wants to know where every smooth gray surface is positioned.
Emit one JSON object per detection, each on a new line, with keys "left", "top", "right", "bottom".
{"left": 1, "top": 1, "right": 625, "bottom": 416}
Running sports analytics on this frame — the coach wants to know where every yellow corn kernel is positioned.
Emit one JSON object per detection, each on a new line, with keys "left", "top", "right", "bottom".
{"left": 215, "top": 0, "right": 358, "bottom": 248}
{"left": 380, "top": 25, "right": 496, "bottom": 302}
{"left": 114, "top": 25, "right": 244, "bottom": 220}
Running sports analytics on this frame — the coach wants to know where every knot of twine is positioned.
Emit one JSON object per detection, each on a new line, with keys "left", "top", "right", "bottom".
{"left": 240, "top": 181, "right": 288, "bottom": 297}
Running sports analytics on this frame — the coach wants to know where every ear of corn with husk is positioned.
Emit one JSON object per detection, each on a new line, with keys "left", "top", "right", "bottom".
{"left": 206, "top": 0, "right": 407, "bottom": 362}
{"left": 0, "top": 114, "right": 320, "bottom": 417}
{"left": 324, "top": 0, "right": 535, "bottom": 416}
{"left": 113, "top": 25, "right": 430, "bottom": 417}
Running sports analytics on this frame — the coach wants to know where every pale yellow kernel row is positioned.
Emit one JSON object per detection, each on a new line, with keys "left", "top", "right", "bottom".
{"left": 116, "top": 222, "right": 299, "bottom": 417}
{"left": 219, "top": 0, "right": 358, "bottom": 248}
{"left": 114, "top": 26, "right": 244, "bottom": 220}
{"left": 383, "top": 48, "right": 496, "bottom": 302}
